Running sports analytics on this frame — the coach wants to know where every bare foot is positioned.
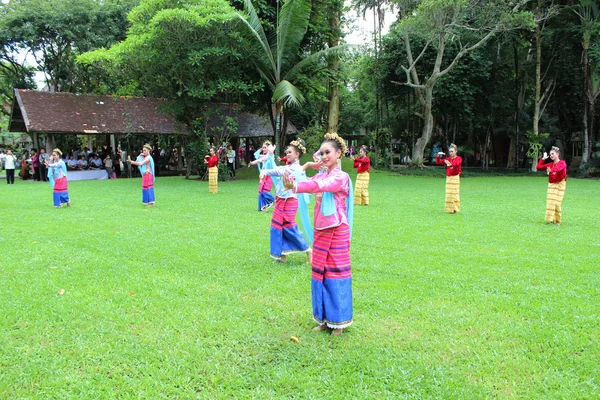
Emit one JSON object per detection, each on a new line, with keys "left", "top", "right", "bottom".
{"left": 277, "top": 255, "right": 287, "bottom": 263}
{"left": 331, "top": 328, "right": 343, "bottom": 337}
{"left": 66, "top": 202, "right": 70, "bottom": 207}
{"left": 306, "top": 249, "right": 313, "bottom": 265}
{"left": 312, "top": 324, "right": 327, "bottom": 332}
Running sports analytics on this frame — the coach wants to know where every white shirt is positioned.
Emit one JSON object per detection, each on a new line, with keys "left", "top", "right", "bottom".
{"left": 4, "top": 155, "right": 17, "bottom": 169}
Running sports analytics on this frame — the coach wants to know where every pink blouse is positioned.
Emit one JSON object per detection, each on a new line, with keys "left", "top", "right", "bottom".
{"left": 294, "top": 167, "right": 349, "bottom": 230}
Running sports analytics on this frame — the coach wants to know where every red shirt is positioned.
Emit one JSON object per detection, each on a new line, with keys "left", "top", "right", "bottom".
{"left": 353, "top": 157, "right": 371, "bottom": 173}
{"left": 436, "top": 155, "right": 462, "bottom": 176}
{"left": 206, "top": 155, "right": 219, "bottom": 168}
{"left": 536, "top": 158, "right": 567, "bottom": 183}
{"left": 280, "top": 157, "right": 290, "bottom": 165}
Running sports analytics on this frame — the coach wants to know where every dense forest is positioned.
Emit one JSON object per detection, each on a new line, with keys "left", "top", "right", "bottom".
{"left": 1, "top": 0, "right": 599, "bottom": 174}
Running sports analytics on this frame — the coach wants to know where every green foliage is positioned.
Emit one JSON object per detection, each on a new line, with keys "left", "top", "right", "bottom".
{"left": 79, "top": 0, "right": 260, "bottom": 122}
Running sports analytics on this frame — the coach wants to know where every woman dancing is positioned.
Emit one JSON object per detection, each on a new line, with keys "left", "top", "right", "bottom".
{"left": 204, "top": 147, "right": 219, "bottom": 194}
{"left": 46, "top": 148, "right": 71, "bottom": 208}
{"left": 436, "top": 144, "right": 462, "bottom": 213}
{"left": 260, "top": 139, "right": 313, "bottom": 263}
{"left": 127, "top": 144, "right": 155, "bottom": 206}
{"left": 249, "top": 141, "right": 276, "bottom": 211}
{"left": 536, "top": 146, "right": 567, "bottom": 225}
{"left": 352, "top": 145, "right": 371, "bottom": 205}
{"left": 283, "top": 132, "right": 354, "bottom": 336}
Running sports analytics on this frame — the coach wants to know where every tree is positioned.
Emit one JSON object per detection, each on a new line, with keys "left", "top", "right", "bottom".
{"left": 236, "top": 0, "right": 347, "bottom": 152}
{"left": 575, "top": 0, "right": 600, "bottom": 166}
{"left": 392, "top": 0, "right": 534, "bottom": 164}
{"left": 0, "top": 0, "right": 138, "bottom": 93}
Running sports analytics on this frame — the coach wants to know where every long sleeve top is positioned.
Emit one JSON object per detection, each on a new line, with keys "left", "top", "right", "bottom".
{"left": 206, "top": 155, "right": 219, "bottom": 168}
{"left": 536, "top": 158, "right": 567, "bottom": 183}
{"left": 436, "top": 155, "right": 462, "bottom": 176}
{"left": 353, "top": 156, "right": 371, "bottom": 173}
{"left": 295, "top": 167, "right": 350, "bottom": 230}
{"left": 48, "top": 160, "right": 67, "bottom": 180}
{"left": 263, "top": 161, "right": 306, "bottom": 199}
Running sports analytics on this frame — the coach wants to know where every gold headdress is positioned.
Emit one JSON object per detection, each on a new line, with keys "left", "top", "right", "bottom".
{"left": 53, "top": 148, "right": 63, "bottom": 156}
{"left": 143, "top": 144, "right": 152, "bottom": 151}
{"left": 323, "top": 131, "right": 348, "bottom": 156}
{"left": 551, "top": 146, "right": 560, "bottom": 153}
{"left": 289, "top": 138, "right": 306, "bottom": 155}
{"left": 263, "top": 140, "right": 272, "bottom": 146}
{"left": 449, "top": 143, "right": 457, "bottom": 151}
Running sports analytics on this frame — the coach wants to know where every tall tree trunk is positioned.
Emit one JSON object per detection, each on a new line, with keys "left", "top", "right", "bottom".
{"left": 531, "top": 0, "right": 543, "bottom": 171}
{"left": 326, "top": 2, "right": 341, "bottom": 133}
{"left": 412, "top": 86, "right": 434, "bottom": 163}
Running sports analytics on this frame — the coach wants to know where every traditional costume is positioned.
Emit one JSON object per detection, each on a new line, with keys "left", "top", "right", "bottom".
{"left": 206, "top": 155, "right": 219, "bottom": 193}
{"left": 47, "top": 152, "right": 70, "bottom": 208}
{"left": 262, "top": 160, "right": 313, "bottom": 260}
{"left": 253, "top": 148, "right": 276, "bottom": 211}
{"left": 353, "top": 156, "right": 371, "bottom": 205}
{"left": 294, "top": 166, "right": 354, "bottom": 329}
{"left": 436, "top": 149, "right": 462, "bottom": 213}
{"left": 137, "top": 152, "right": 155, "bottom": 205}
{"left": 536, "top": 147, "right": 567, "bottom": 224}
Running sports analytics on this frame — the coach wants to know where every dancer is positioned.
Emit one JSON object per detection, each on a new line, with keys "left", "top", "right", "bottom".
{"left": 352, "top": 146, "right": 371, "bottom": 205}
{"left": 436, "top": 144, "right": 462, "bottom": 213}
{"left": 260, "top": 139, "right": 313, "bottom": 263}
{"left": 283, "top": 132, "right": 354, "bottom": 336}
{"left": 204, "top": 147, "right": 219, "bottom": 194}
{"left": 127, "top": 144, "right": 155, "bottom": 206}
{"left": 46, "top": 148, "right": 70, "bottom": 208}
{"left": 536, "top": 146, "right": 567, "bottom": 225}
{"left": 249, "top": 141, "right": 276, "bottom": 211}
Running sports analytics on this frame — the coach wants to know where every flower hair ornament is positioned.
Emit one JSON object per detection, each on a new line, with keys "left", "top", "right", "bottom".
{"left": 323, "top": 131, "right": 348, "bottom": 156}
{"left": 53, "top": 148, "right": 63, "bottom": 156}
{"left": 289, "top": 138, "right": 306, "bottom": 155}
{"left": 143, "top": 144, "right": 152, "bottom": 151}
{"left": 551, "top": 146, "right": 560, "bottom": 153}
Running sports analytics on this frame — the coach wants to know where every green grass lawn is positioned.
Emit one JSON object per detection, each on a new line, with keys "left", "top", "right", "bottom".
{"left": 1, "top": 163, "right": 599, "bottom": 398}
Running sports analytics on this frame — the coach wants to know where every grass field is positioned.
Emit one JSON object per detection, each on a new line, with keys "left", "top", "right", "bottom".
{"left": 1, "top": 162, "right": 599, "bottom": 398}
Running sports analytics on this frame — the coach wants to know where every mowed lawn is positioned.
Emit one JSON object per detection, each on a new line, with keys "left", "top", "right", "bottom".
{"left": 1, "top": 164, "right": 599, "bottom": 398}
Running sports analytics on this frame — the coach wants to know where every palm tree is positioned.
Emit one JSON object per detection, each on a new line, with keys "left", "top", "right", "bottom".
{"left": 236, "top": 0, "right": 347, "bottom": 151}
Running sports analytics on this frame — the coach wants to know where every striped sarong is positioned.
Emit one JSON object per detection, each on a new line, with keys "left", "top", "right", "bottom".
{"left": 311, "top": 224, "right": 352, "bottom": 329}
{"left": 354, "top": 172, "right": 370, "bottom": 205}
{"left": 270, "top": 197, "right": 309, "bottom": 259}
{"left": 53, "top": 176, "right": 70, "bottom": 207}
{"left": 142, "top": 173, "right": 155, "bottom": 204}
{"left": 546, "top": 180, "right": 566, "bottom": 223}
{"left": 208, "top": 166, "right": 218, "bottom": 194}
{"left": 444, "top": 175, "right": 460, "bottom": 213}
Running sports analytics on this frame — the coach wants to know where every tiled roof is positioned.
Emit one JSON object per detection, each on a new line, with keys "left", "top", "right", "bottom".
{"left": 9, "top": 89, "right": 188, "bottom": 135}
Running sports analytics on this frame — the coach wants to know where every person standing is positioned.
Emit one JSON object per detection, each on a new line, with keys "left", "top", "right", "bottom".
{"left": 226, "top": 144, "right": 236, "bottom": 178}
{"left": 39, "top": 148, "right": 49, "bottom": 182}
{"left": 249, "top": 141, "right": 276, "bottom": 211}
{"left": 204, "top": 147, "right": 219, "bottom": 194}
{"left": 436, "top": 144, "right": 462, "bottom": 214}
{"left": 4, "top": 150, "right": 17, "bottom": 184}
{"left": 151, "top": 145, "right": 161, "bottom": 177}
{"left": 127, "top": 144, "right": 155, "bottom": 206}
{"left": 46, "top": 149, "right": 70, "bottom": 208}
{"left": 352, "top": 146, "right": 371, "bottom": 206}
{"left": 283, "top": 132, "right": 354, "bottom": 336}
{"left": 260, "top": 139, "right": 313, "bottom": 263}
{"left": 31, "top": 149, "right": 40, "bottom": 181}
{"left": 536, "top": 146, "right": 567, "bottom": 225}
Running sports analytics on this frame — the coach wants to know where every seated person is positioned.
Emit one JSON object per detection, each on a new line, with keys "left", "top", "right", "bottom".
{"left": 89, "top": 154, "right": 102, "bottom": 169}
{"left": 76, "top": 156, "right": 88, "bottom": 170}
{"left": 67, "top": 157, "right": 78, "bottom": 170}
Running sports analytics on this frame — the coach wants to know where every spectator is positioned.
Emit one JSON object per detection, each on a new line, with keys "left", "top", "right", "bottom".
{"left": 31, "top": 149, "right": 40, "bottom": 181}
{"left": 89, "top": 154, "right": 102, "bottom": 169}
{"left": 0, "top": 150, "right": 5, "bottom": 174}
{"left": 39, "top": 148, "right": 49, "bottom": 181}
{"left": 104, "top": 154, "right": 115, "bottom": 179}
{"left": 226, "top": 144, "right": 236, "bottom": 178}
{"left": 19, "top": 151, "right": 32, "bottom": 180}
{"left": 151, "top": 145, "right": 161, "bottom": 176}
{"left": 76, "top": 156, "right": 88, "bottom": 170}
{"left": 82, "top": 147, "right": 90, "bottom": 161}
{"left": 4, "top": 150, "right": 17, "bottom": 184}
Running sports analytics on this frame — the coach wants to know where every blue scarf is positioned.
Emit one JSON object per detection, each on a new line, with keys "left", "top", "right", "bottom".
{"left": 319, "top": 174, "right": 354, "bottom": 239}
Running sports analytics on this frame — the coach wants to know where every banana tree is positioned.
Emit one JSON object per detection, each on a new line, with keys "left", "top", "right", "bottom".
{"left": 236, "top": 0, "right": 348, "bottom": 152}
